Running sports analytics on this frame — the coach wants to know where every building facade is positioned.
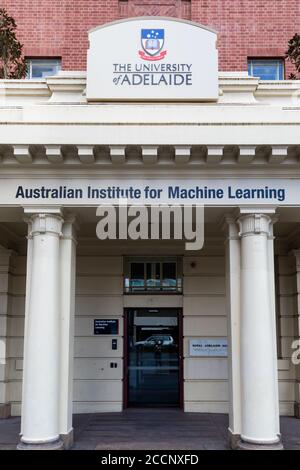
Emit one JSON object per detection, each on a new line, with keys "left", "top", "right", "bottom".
{"left": 0, "top": 11, "right": 300, "bottom": 451}
{"left": 2, "top": 0, "right": 299, "bottom": 76}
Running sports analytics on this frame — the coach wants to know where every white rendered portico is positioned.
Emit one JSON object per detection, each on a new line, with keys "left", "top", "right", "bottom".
{"left": 0, "top": 69, "right": 300, "bottom": 450}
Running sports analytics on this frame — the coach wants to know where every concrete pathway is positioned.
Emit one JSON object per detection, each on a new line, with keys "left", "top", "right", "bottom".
{"left": 0, "top": 410, "right": 300, "bottom": 450}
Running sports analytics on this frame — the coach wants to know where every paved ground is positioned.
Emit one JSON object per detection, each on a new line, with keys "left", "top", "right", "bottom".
{"left": 0, "top": 409, "right": 300, "bottom": 450}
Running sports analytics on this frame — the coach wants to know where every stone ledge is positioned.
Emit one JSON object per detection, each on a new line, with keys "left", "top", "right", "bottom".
{"left": 0, "top": 72, "right": 299, "bottom": 105}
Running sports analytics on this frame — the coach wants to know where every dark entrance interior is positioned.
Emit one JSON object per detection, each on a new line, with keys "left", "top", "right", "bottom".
{"left": 125, "top": 308, "right": 181, "bottom": 407}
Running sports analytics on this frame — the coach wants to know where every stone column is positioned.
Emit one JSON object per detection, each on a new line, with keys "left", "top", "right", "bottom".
{"left": 223, "top": 216, "right": 242, "bottom": 449}
{"left": 59, "top": 216, "right": 77, "bottom": 449}
{"left": 18, "top": 209, "right": 64, "bottom": 450}
{"left": 292, "top": 250, "right": 300, "bottom": 418}
{"left": 0, "top": 248, "right": 14, "bottom": 419}
{"left": 237, "top": 211, "right": 282, "bottom": 449}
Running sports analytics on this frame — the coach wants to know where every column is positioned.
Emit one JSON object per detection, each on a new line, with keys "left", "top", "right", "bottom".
{"left": 292, "top": 250, "right": 300, "bottom": 418}
{"left": 237, "top": 210, "right": 282, "bottom": 449}
{"left": 0, "top": 248, "right": 14, "bottom": 419}
{"left": 59, "top": 216, "right": 77, "bottom": 448}
{"left": 18, "top": 209, "right": 64, "bottom": 450}
{"left": 223, "top": 216, "right": 242, "bottom": 449}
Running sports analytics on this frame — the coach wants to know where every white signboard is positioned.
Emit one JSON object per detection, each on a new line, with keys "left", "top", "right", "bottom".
{"left": 189, "top": 338, "right": 228, "bottom": 357}
{"left": 87, "top": 17, "right": 218, "bottom": 101}
{"left": 0, "top": 177, "right": 297, "bottom": 206}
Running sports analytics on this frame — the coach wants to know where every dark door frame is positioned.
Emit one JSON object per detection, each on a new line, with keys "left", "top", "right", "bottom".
{"left": 123, "top": 307, "right": 184, "bottom": 409}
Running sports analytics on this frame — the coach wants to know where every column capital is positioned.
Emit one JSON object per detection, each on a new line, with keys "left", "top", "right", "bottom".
{"left": 237, "top": 209, "right": 278, "bottom": 238}
{"left": 61, "top": 214, "right": 80, "bottom": 243}
{"left": 238, "top": 207, "right": 277, "bottom": 215}
{"left": 237, "top": 213, "right": 272, "bottom": 237}
{"left": 24, "top": 208, "right": 64, "bottom": 237}
{"left": 220, "top": 213, "right": 239, "bottom": 240}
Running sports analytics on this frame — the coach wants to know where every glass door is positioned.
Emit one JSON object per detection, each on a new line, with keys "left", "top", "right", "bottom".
{"left": 126, "top": 308, "right": 180, "bottom": 406}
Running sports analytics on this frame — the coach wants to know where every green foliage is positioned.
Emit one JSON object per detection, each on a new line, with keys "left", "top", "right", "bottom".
{"left": 0, "top": 8, "right": 27, "bottom": 79}
{"left": 286, "top": 33, "right": 300, "bottom": 80}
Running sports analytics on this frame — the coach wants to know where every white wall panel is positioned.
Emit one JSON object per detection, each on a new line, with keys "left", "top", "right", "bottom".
{"left": 10, "top": 296, "right": 25, "bottom": 317}
{"left": 11, "top": 403, "right": 21, "bottom": 416}
{"left": 74, "top": 358, "right": 122, "bottom": 380}
{"left": 184, "top": 277, "right": 225, "bottom": 295}
{"left": 184, "top": 316, "right": 227, "bottom": 336}
{"left": 77, "top": 257, "right": 122, "bottom": 275}
{"left": 278, "top": 276, "right": 296, "bottom": 295}
{"left": 184, "top": 358, "right": 228, "bottom": 380}
{"left": 73, "top": 402, "right": 123, "bottom": 413}
{"left": 74, "top": 337, "right": 123, "bottom": 358}
{"left": 278, "top": 381, "right": 296, "bottom": 401}
{"left": 277, "top": 256, "right": 294, "bottom": 276}
{"left": 123, "top": 295, "right": 182, "bottom": 308}
{"left": 7, "top": 317, "right": 24, "bottom": 337}
{"left": 279, "top": 403, "right": 294, "bottom": 416}
{"left": 281, "top": 337, "right": 297, "bottom": 359}
{"left": 76, "top": 276, "right": 123, "bottom": 295}
{"left": 183, "top": 256, "right": 225, "bottom": 275}
{"left": 11, "top": 276, "right": 26, "bottom": 295}
{"left": 280, "top": 317, "right": 297, "bottom": 336}
{"left": 0, "top": 273, "right": 9, "bottom": 293}
{"left": 7, "top": 359, "right": 23, "bottom": 380}
{"left": 279, "top": 296, "right": 295, "bottom": 316}
{"left": 0, "top": 293, "right": 9, "bottom": 315}
{"left": 7, "top": 381, "right": 22, "bottom": 402}
{"left": 184, "top": 402, "right": 228, "bottom": 413}
{"left": 183, "top": 296, "right": 226, "bottom": 316}
{"left": 75, "top": 296, "right": 123, "bottom": 316}
{"left": 7, "top": 338, "right": 23, "bottom": 358}
{"left": 73, "top": 379, "right": 122, "bottom": 402}
{"left": 184, "top": 381, "right": 228, "bottom": 401}
{"left": 13, "top": 256, "right": 27, "bottom": 275}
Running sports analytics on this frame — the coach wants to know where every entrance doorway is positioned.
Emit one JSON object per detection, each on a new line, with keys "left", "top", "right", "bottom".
{"left": 124, "top": 308, "right": 182, "bottom": 407}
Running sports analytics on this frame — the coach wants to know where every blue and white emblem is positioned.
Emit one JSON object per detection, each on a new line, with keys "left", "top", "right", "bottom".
{"left": 140, "top": 29, "right": 165, "bottom": 58}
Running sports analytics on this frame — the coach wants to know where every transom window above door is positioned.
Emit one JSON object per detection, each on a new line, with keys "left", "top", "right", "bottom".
{"left": 124, "top": 257, "right": 182, "bottom": 293}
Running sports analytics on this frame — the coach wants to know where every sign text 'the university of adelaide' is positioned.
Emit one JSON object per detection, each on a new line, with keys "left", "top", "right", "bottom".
{"left": 87, "top": 17, "right": 218, "bottom": 101}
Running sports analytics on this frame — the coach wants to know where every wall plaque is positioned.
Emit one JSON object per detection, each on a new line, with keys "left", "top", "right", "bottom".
{"left": 87, "top": 17, "right": 218, "bottom": 101}
{"left": 94, "top": 319, "right": 119, "bottom": 335}
{"left": 189, "top": 338, "right": 228, "bottom": 357}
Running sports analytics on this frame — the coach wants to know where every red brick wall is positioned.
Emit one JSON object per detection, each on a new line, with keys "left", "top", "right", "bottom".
{"left": 2, "top": 0, "right": 299, "bottom": 76}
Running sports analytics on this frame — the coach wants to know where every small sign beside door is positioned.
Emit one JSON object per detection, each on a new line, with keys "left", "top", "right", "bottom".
{"left": 94, "top": 319, "right": 119, "bottom": 335}
{"left": 189, "top": 338, "right": 228, "bottom": 357}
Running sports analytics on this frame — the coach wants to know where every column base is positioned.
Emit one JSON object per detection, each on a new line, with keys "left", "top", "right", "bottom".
{"left": 237, "top": 439, "right": 284, "bottom": 451}
{"left": 228, "top": 429, "right": 241, "bottom": 449}
{"left": 17, "top": 438, "right": 64, "bottom": 451}
{"left": 0, "top": 403, "right": 11, "bottom": 419}
{"left": 294, "top": 401, "right": 300, "bottom": 418}
{"left": 60, "top": 429, "right": 74, "bottom": 450}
